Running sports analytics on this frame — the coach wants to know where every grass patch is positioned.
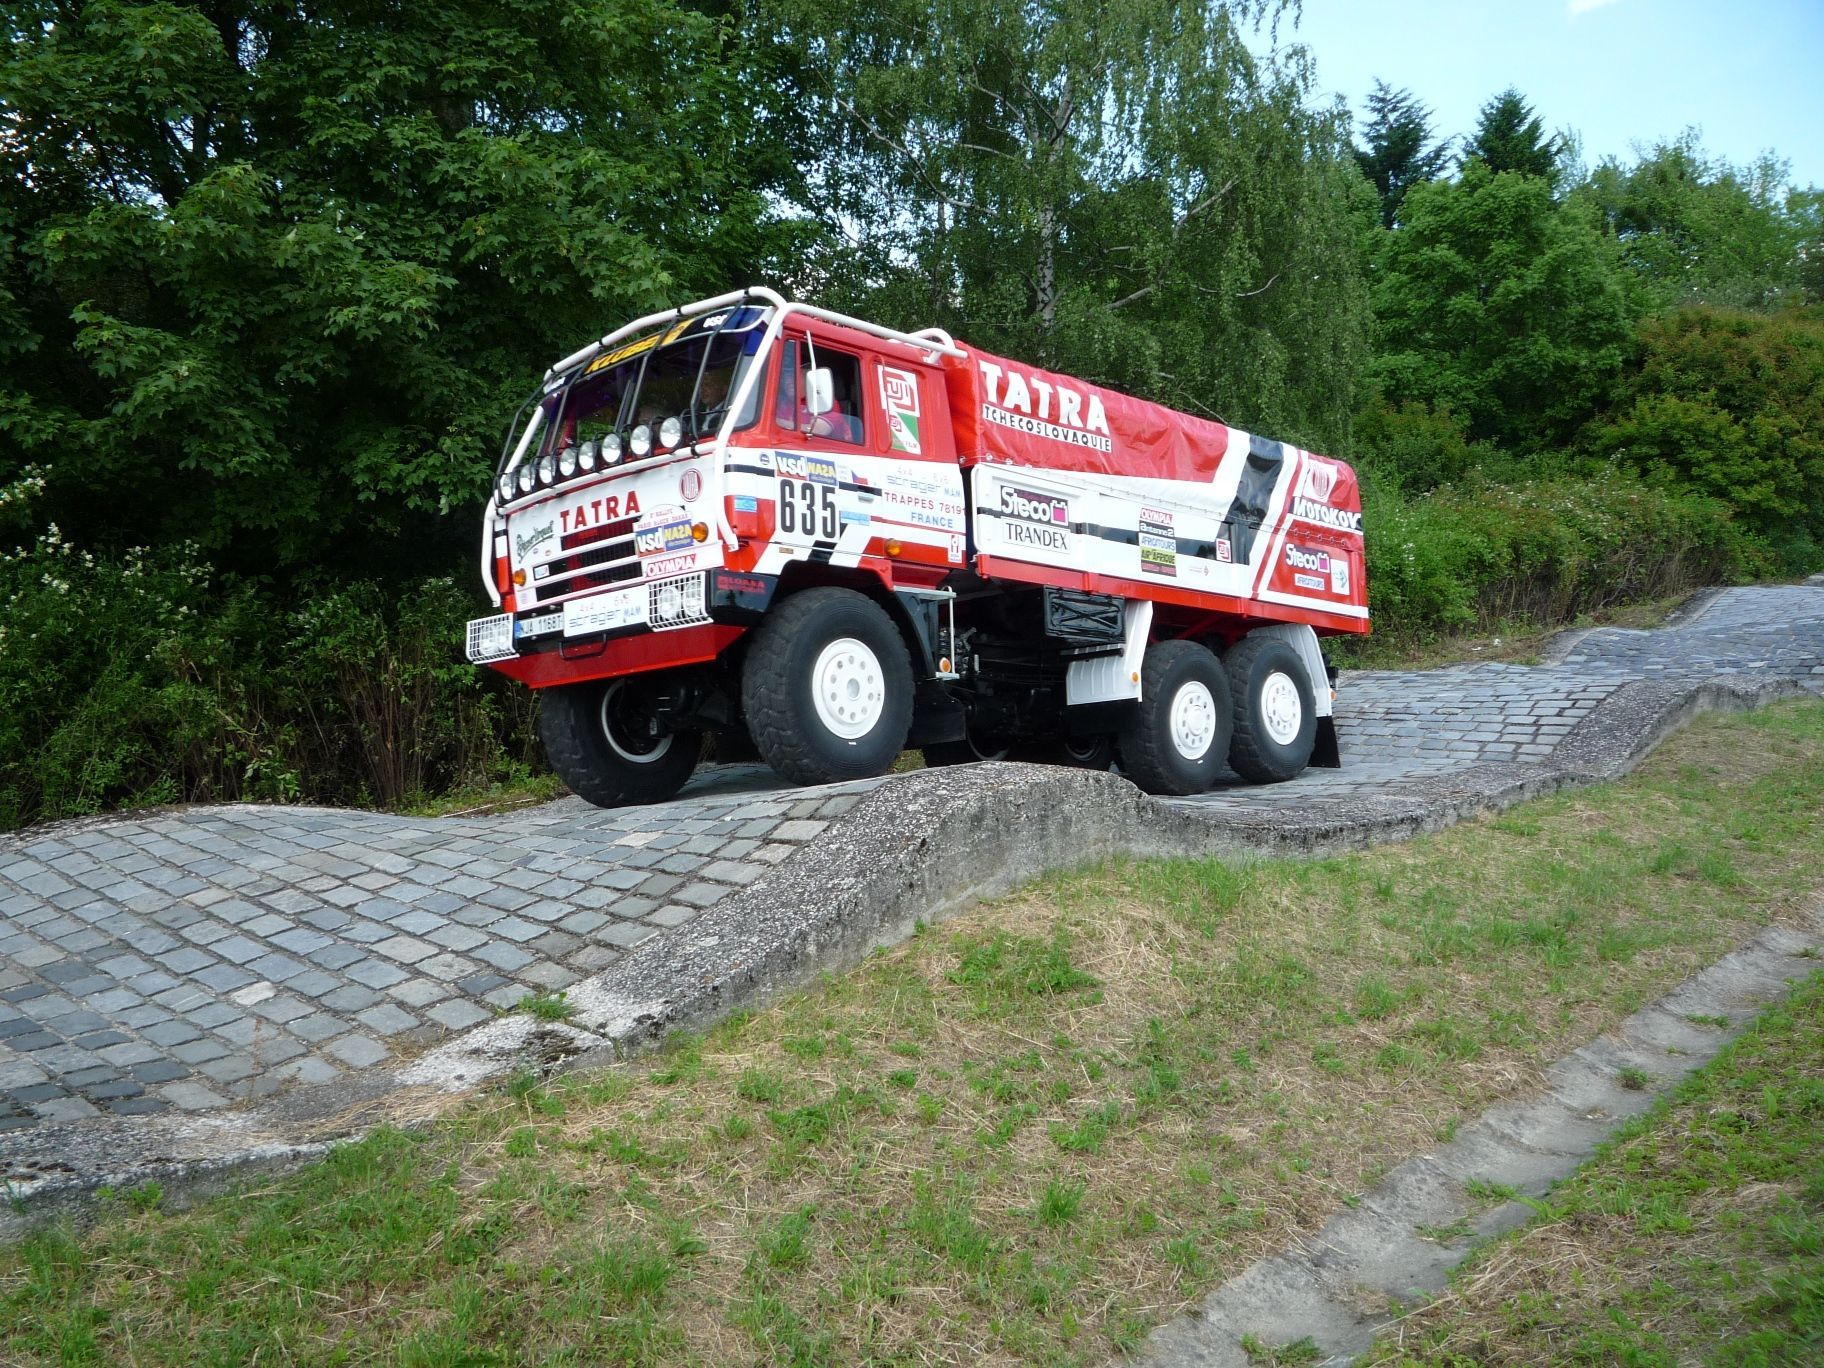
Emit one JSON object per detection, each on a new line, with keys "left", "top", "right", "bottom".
{"left": 1370, "top": 973, "right": 1824, "bottom": 1365}
{"left": 4, "top": 700, "right": 1824, "bottom": 1365}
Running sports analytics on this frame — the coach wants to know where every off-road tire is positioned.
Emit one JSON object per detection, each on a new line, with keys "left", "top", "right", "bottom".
{"left": 539, "top": 678, "right": 701, "bottom": 808}
{"left": 1117, "top": 640, "right": 1232, "bottom": 795}
{"left": 743, "top": 587, "right": 914, "bottom": 785}
{"left": 1225, "top": 634, "right": 1317, "bottom": 784}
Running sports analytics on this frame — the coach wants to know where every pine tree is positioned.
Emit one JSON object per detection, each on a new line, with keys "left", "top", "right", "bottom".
{"left": 1354, "top": 80, "right": 1451, "bottom": 228}
{"left": 1462, "top": 87, "right": 1565, "bottom": 185}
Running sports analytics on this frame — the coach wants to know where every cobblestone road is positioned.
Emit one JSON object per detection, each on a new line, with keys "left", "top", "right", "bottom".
{"left": 3, "top": 584, "right": 1821, "bottom": 1134}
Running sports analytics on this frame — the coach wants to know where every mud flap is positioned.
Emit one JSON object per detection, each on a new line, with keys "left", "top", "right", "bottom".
{"left": 907, "top": 680, "right": 966, "bottom": 747}
{"left": 1311, "top": 716, "right": 1341, "bottom": 768}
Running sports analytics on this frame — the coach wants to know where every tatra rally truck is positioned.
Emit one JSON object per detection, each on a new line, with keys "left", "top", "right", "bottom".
{"left": 466, "top": 288, "right": 1369, "bottom": 807}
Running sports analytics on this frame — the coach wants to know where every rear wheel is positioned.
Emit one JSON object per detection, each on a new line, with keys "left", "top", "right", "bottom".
{"left": 539, "top": 676, "right": 701, "bottom": 808}
{"left": 1225, "top": 634, "right": 1317, "bottom": 783}
{"left": 1053, "top": 735, "right": 1115, "bottom": 771}
{"left": 923, "top": 726, "right": 1012, "bottom": 768}
{"left": 743, "top": 588, "right": 914, "bottom": 785}
{"left": 1117, "top": 640, "right": 1232, "bottom": 796}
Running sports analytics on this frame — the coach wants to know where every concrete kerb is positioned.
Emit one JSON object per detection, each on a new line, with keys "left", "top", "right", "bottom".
{"left": 0, "top": 672, "right": 1812, "bottom": 1240}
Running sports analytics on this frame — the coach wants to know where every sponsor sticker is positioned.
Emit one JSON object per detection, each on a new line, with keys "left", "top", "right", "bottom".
{"left": 680, "top": 468, "right": 702, "bottom": 502}
{"left": 634, "top": 519, "right": 694, "bottom": 556}
{"left": 562, "top": 587, "right": 647, "bottom": 636}
{"left": 643, "top": 551, "right": 697, "bottom": 580}
{"left": 514, "top": 522, "right": 556, "bottom": 558}
{"left": 1004, "top": 521, "right": 1070, "bottom": 552}
{"left": 1291, "top": 495, "right": 1363, "bottom": 533}
{"left": 881, "top": 366, "right": 923, "bottom": 455}
{"left": 1297, "top": 458, "right": 1339, "bottom": 501}
{"left": 732, "top": 495, "right": 759, "bottom": 513}
{"left": 1294, "top": 573, "right": 1326, "bottom": 591}
{"left": 1000, "top": 485, "right": 1070, "bottom": 526}
{"left": 947, "top": 533, "right": 965, "bottom": 564}
{"left": 1215, "top": 538, "right": 1233, "bottom": 563}
{"left": 1284, "top": 543, "right": 1332, "bottom": 575}
{"left": 1331, "top": 558, "right": 1351, "bottom": 595}
{"left": 777, "top": 453, "right": 842, "bottom": 485}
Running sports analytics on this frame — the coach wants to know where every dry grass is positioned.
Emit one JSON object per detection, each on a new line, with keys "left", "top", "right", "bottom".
{"left": 5, "top": 700, "right": 1824, "bottom": 1366}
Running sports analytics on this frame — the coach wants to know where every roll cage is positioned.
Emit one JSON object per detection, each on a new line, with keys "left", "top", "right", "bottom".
{"left": 479, "top": 288, "right": 964, "bottom": 606}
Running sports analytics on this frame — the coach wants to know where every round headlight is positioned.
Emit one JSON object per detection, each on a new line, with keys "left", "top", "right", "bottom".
{"left": 603, "top": 432, "right": 624, "bottom": 464}
{"left": 629, "top": 424, "right": 653, "bottom": 459}
{"left": 537, "top": 451, "right": 556, "bottom": 485}
{"left": 558, "top": 445, "right": 578, "bottom": 478}
{"left": 496, "top": 469, "right": 516, "bottom": 503}
{"left": 658, "top": 415, "right": 684, "bottom": 449}
{"left": 516, "top": 462, "right": 536, "bottom": 494}
{"left": 578, "top": 439, "right": 598, "bottom": 472}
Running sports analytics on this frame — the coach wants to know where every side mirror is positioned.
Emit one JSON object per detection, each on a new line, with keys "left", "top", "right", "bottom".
{"left": 806, "top": 367, "right": 835, "bottom": 416}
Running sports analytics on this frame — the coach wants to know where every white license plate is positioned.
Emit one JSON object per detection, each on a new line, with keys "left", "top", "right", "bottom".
{"left": 562, "top": 587, "right": 649, "bottom": 638}
{"left": 515, "top": 612, "right": 564, "bottom": 639}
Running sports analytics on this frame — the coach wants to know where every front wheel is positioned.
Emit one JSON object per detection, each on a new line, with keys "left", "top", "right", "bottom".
{"left": 1117, "top": 641, "right": 1232, "bottom": 795}
{"left": 743, "top": 588, "right": 914, "bottom": 785}
{"left": 539, "top": 676, "right": 701, "bottom": 808}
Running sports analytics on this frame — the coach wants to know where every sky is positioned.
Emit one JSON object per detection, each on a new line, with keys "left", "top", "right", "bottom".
{"left": 1256, "top": 0, "right": 1824, "bottom": 190}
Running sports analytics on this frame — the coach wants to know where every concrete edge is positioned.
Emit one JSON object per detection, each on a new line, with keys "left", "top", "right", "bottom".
{"left": 0, "top": 671, "right": 1812, "bottom": 1238}
{"left": 1126, "top": 906, "right": 1824, "bottom": 1367}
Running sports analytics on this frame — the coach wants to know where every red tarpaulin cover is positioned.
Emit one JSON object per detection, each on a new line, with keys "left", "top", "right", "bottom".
{"left": 942, "top": 345, "right": 1236, "bottom": 482}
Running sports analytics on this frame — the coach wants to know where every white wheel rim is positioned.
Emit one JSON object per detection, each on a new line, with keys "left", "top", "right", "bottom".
{"left": 812, "top": 637, "right": 886, "bottom": 740}
{"left": 1260, "top": 670, "right": 1303, "bottom": 746}
{"left": 600, "top": 681, "right": 673, "bottom": 765}
{"left": 1168, "top": 681, "right": 1218, "bottom": 761}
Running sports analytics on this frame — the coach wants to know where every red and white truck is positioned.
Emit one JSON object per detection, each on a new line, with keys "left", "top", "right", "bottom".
{"left": 467, "top": 287, "right": 1368, "bottom": 806}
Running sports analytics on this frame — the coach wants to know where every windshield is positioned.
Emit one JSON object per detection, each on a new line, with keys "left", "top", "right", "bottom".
{"left": 541, "top": 324, "right": 765, "bottom": 462}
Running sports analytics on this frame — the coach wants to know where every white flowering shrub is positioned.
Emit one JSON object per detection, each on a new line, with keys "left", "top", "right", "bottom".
{"left": 1358, "top": 466, "right": 1751, "bottom": 648}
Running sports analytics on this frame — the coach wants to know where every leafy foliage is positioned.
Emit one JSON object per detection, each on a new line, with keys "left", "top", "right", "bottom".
{"left": 1369, "top": 163, "right": 1634, "bottom": 451}
{"left": 760, "top": 0, "right": 1373, "bottom": 450}
{"left": 1, "top": 6, "right": 1819, "bottom": 826}
{"left": 1584, "top": 306, "right": 1824, "bottom": 559}
{"left": 1576, "top": 135, "right": 1813, "bottom": 310}
{"left": 0, "top": 0, "right": 801, "bottom": 573}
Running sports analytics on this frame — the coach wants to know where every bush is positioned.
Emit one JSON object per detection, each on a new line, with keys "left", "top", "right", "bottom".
{"left": 0, "top": 529, "right": 540, "bottom": 831}
{"left": 1360, "top": 468, "right": 1752, "bottom": 649}
{"left": 1583, "top": 306, "right": 1824, "bottom": 566}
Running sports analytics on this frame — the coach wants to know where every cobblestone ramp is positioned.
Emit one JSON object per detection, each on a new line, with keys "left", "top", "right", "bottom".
{"left": 2, "top": 582, "right": 1822, "bottom": 1214}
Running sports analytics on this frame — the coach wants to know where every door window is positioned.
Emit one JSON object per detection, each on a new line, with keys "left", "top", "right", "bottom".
{"left": 774, "top": 339, "right": 865, "bottom": 445}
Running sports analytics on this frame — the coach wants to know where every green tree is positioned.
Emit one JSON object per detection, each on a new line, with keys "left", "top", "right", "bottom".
{"left": 1576, "top": 135, "right": 1812, "bottom": 310}
{"left": 1585, "top": 306, "right": 1824, "bottom": 562}
{"left": 760, "top": 0, "right": 1374, "bottom": 450}
{"left": 1354, "top": 80, "right": 1451, "bottom": 229}
{"left": 1369, "top": 163, "right": 1633, "bottom": 450}
{"left": 0, "top": 0, "right": 803, "bottom": 574}
{"left": 1462, "top": 86, "right": 1565, "bottom": 186}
